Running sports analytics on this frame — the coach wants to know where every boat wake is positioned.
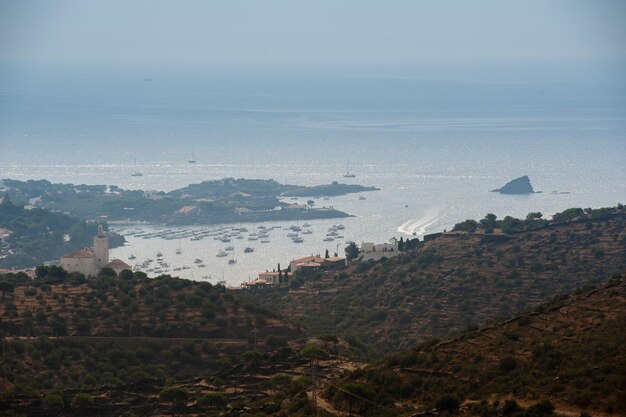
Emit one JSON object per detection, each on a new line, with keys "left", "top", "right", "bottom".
{"left": 397, "top": 210, "right": 440, "bottom": 236}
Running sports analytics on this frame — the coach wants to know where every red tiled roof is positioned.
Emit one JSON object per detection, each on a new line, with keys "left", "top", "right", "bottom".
{"left": 62, "top": 249, "right": 94, "bottom": 259}
{"left": 293, "top": 255, "right": 325, "bottom": 264}
{"left": 300, "top": 261, "right": 322, "bottom": 268}
{"left": 326, "top": 257, "right": 345, "bottom": 262}
{"left": 104, "top": 259, "right": 131, "bottom": 270}
{"left": 259, "top": 271, "right": 281, "bottom": 276}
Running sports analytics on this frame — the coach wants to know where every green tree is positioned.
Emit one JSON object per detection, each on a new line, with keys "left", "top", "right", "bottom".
{"left": 300, "top": 345, "right": 328, "bottom": 367}
{"left": 197, "top": 392, "right": 228, "bottom": 409}
{"left": 118, "top": 269, "right": 134, "bottom": 281}
{"left": 526, "top": 211, "right": 543, "bottom": 221}
{"left": 336, "top": 382, "right": 376, "bottom": 416}
{"left": 0, "top": 280, "right": 14, "bottom": 298}
{"left": 70, "top": 393, "right": 94, "bottom": 408}
{"left": 159, "top": 387, "right": 188, "bottom": 408}
{"left": 98, "top": 267, "right": 116, "bottom": 278}
{"left": 345, "top": 242, "right": 359, "bottom": 261}
{"left": 318, "top": 333, "right": 339, "bottom": 350}
{"left": 453, "top": 219, "right": 478, "bottom": 233}
{"left": 265, "top": 335, "right": 288, "bottom": 349}
{"left": 435, "top": 394, "right": 460, "bottom": 412}
{"left": 325, "top": 249, "right": 330, "bottom": 258}
{"left": 240, "top": 349, "right": 263, "bottom": 376}
{"left": 43, "top": 390, "right": 65, "bottom": 409}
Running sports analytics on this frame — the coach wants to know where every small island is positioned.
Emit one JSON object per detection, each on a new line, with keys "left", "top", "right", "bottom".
{"left": 491, "top": 175, "right": 538, "bottom": 194}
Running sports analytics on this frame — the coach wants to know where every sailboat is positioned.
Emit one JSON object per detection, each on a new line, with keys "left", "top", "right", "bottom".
{"left": 176, "top": 239, "right": 182, "bottom": 255}
{"left": 228, "top": 248, "right": 237, "bottom": 265}
{"left": 343, "top": 159, "right": 356, "bottom": 178}
{"left": 131, "top": 158, "right": 143, "bottom": 177}
{"left": 188, "top": 151, "right": 196, "bottom": 164}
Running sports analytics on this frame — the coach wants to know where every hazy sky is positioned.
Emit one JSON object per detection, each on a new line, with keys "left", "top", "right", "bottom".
{"left": 1, "top": 0, "right": 625, "bottom": 67}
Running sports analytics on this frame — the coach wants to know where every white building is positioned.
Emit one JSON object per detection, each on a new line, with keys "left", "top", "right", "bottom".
{"left": 359, "top": 241, "right": 399, "bottom": 261}
{"left": 60, "top": 225, "right": 129, "bottom": 277}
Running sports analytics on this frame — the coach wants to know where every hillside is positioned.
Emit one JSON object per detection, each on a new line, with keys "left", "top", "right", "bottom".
{"left": 0, "top": 267, "right": 298, "bottom": 341}
{"left": 323, "top": 274, "right": 626, "bottom": 416}
{"left": 0, "top": 197, "right": 124, "bottom": 269}
{"left": 255, "top": 208, "right": 626, "bottom": 354}
{"left": 1, "top": 274, "right": 622, "bottom": 417}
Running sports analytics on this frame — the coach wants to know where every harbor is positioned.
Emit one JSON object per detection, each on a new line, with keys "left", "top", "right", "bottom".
{"left": 109, "top": 216, "right": 353, "bottom": 286}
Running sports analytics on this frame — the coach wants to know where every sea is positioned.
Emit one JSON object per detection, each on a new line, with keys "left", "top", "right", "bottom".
{"left": 1, "top": 63, "right": 625, "bottom": 285}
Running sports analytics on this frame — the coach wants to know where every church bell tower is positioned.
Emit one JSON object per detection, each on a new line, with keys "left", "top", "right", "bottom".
{"left": 93, "top": 225, "right": 109, "bottom": 268}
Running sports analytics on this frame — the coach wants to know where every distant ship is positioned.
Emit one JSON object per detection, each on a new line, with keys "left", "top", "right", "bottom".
{"left": 131, "top": 158, "right": 143, "bottom": 177}
{"left": 343, "top": 159, "right": 356, "bottom": 178}
{"left": 188, "top": 151, "right": 196, "bottom": 164}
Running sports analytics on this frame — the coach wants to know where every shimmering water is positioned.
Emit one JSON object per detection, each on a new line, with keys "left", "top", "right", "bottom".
{"left": 1, "top": 66, "right": 625, "bottom": 284}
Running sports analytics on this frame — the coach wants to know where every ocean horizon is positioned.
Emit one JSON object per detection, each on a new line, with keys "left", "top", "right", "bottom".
{"left": 1, "top": 64, "right": 625, "bottom": 284}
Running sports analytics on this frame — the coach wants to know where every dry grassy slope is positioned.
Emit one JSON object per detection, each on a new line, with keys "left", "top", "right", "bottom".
{"left": 259, "top": 214, "right": 626, "bottom": 353}
{"left": 362, "top": 274, "right": 626, "bottom": 415}
{"left": 0, "top": 276, "right": 300, "bottom": 339}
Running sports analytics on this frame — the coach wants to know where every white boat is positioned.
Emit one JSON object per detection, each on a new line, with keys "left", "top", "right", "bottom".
{"left": 261, "top": 239, "right": 270, "bottom": 243}
{"left": 216, "top": 251, "right": 228, "bottom": 257}
{"left": 343, "top": 159, "right": 356, "bottom": 178}
{"left": 302, "top": 230, "right": 313, "bottom": 235}
{"left": 359, "top": 196, "right": 366, "bottom": 200}
{"left": 323, "top": 237, "right": 334, "bottom": 241}
{"left": 194, "top": 258, "right": 203, "bottom": 263}
{"left": 131, "top": 158, "right": 143, "bottom": 177}
{"left": 244, "top": 247, "right": 254, "bottom": 253}
{"left": 292, "top": 236, "right": 304, "bottom": 243}
{"left": 128, "top": 254, "right": 136, "bottom": 260}
{"left": 225, "top": 245, "right": 234, "bottom": 251}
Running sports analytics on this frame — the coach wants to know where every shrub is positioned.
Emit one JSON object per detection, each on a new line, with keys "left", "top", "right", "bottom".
{"left": 503, "top": 399, "right": 519, "bottom": 415}
{"left": 197, "top": 392, "right": 228, "bottom": 408}
{"left": 499, "top": 356, "right": 518, "bottom": 372}
{"left": 159, "top": 387, "right": 188, "bottom": 407}
{"left": 24, "top": 288, "right": 37, "bottom": 297}
{"left": 435, "top": 394, "right": 460, "bottom": 411}
{"left": 526, "top": 399, "right": 555, "bottom": 416}
{"left": 43, "top": 390, "right": 64, "bottom": 409}
{"left": 70, "top": 393, "right": 94, "bottom": 408}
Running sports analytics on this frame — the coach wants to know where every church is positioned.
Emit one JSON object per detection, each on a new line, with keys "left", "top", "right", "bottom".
{"left": 60, "top": 225, "right": 130, "bottom": 277}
